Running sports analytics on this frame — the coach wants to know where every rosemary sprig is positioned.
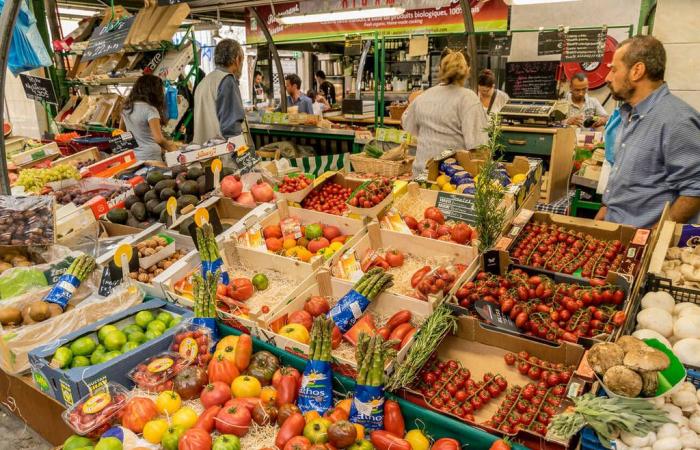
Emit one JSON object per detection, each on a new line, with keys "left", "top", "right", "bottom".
{"left": 474, "top": 116, "right": 507, "bottom": 253}
{"left": 385, "top": 304, "right": 457, "bottom": 391}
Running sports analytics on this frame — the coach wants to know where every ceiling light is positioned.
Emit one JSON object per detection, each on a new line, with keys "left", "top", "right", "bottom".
{"left": 278, "top": 7, "right": 405, "bottom": 25}
{"left": 509, "top": 0, "right": 580, "bottom": 4}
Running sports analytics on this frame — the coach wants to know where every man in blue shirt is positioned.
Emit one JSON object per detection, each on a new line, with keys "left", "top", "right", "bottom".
{"left": 595, "top": 35, "right": 700, "bottom": 228}
{"left": 279, "top": 74, "right": 314, "bottom": 114}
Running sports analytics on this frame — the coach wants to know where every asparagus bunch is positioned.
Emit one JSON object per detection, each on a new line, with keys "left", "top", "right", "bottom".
{"left": 193, "top": 269, "right": 220, "bottom": 318}
{"left": 354, "top": 268, "right": 394, "bottom": 300}
{"left": 309, "top": 316, "right": 334, "bottom": 361}
{"left": 67, "top": 254, "right": 96, "bottom": 282}
{"left": 355, "top": 332, "right": 399, "bottom": 386}
{"left": 196, "top": 223, "right": 221, "bottom": 265}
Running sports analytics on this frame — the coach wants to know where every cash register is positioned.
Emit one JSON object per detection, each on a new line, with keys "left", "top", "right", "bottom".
{"left": 499, "top": 99, "right": 567, "bottom": 127}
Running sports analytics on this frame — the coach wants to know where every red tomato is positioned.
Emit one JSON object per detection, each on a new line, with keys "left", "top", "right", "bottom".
{"left": 178, "top": 427, "right": 212, "bottom": 450}
{"left": 424, "top": 207, "right": 445, "bottom": 224}
{"left": 431, "top": 438, "right": 460, "bottom": 450}
{"left": 284, "top": 436, "right": 311, "bottom": 450}
{"left": 450, "top": 223, "right": 473, "bottom": 244}
{"left": 385, "top": 250, "right": 405, "bottom": 267}
{"left": 215, "top": 405, "right": 252, "bottom": 436}
{"left": 228, "top": 278, "right": 254, "bottom": 301}
{"left": 200, "top": 381, "right": 232, "bottom": 408}
{"left": 121, "top": 397, "right": 157, "bottom": 434}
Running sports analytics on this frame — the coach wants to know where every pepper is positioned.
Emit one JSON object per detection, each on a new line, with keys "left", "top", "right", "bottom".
{"left": 276, "top": 372, "right": 299, "bottom": 407}
{"left": 193, "top": 405, "right": 221, "bottom": 433}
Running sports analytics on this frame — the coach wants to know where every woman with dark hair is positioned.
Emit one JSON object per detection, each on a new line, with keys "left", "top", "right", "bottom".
{"left": 119, "top": 74, "right": 176, "bottom": 165}
{"left": 477, "top": 69, "right": 509, "bottom": 115}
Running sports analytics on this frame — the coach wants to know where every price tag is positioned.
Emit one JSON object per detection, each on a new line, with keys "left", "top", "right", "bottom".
{"left": 435, "top": 192, "right": 477, "bottom": 225}
{"left": 112, "top": 243, "right": 137, "bottom": 284}
{"left": 473, "top": 300, "right": 519, "bottom": 332}
{"left": 232, "top": 146, "right": 261, "bottom": 175}
{"left": 19, "top": 74, "right": 57, "bottom": 105}
{"left": 211, "top": 158, "right": 222, "bottom": 190}
{"left": 166, "top": 196, "right": 177, "bottom": 224}
{"left": 189, "top": 208, "right": 224, "bottom": 250}
{"left": 98, "top": 266, "right": 122, "bottom": 297}
{"left": 194, "top": 207, "right": 209, "bottom": 227}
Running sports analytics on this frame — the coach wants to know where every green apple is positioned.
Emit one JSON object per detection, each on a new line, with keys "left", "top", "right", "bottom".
{"left": 95, "top": 437, "right": 122, "bottom": 450}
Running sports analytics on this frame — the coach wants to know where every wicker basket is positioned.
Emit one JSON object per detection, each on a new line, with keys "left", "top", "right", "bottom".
{"left": 389, "top": 104, "right": 408, "bottom": 120}
{"left": 349, "top": 153, "right": 414, "bottom": 177}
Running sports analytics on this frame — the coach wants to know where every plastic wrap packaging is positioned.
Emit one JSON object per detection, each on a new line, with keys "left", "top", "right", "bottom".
{"left": 0, "top": 248, "right": 82, "bottom": 301}
{"left": 0, "top": 285, "right": 144, "bottom": 374}
{"left": 0, "top": 195, "right": 55, "bottom": 245}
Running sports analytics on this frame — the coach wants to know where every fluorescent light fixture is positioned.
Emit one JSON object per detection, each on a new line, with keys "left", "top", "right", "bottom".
{"left": 277, "top": 7, "right": 405, "bottom": 25}
{"left": 509, "top": 0, "right": 580, "bottom": 4}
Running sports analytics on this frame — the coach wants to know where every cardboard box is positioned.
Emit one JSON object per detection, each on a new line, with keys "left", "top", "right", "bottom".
{"left": 11, "top": 141, "right": 61, "bottom": 166}
{"left": 400, "top": 315, "right": 586, "bottom": 449}
{"left": 165, "top": 136, "right": 245, "bottom": 167}
{"left": 646, "top": 215, "right": 700, "bottom": 294}
{"left": 158, "top": 243, "right": 318, "bottom": 335}
{"left": 29, "top": 299, "right": 192, "bottom": 406}
{"left": 496, "top": 210, "right": 651, "bottom": 285}
{"left": 258, "top": 270, "right": 433, "bottom": 378}
{"left": 235, "top": 199, "right": 367, "bottom": 270}
{"left": 168, "top": 196, "right": 269, "bottom": 238}
{"left": 328, "top": 221, "right": 479, "bottom": 303}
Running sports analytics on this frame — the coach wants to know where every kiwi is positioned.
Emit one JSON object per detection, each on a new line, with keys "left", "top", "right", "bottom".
{"left": 21, "top": 306, "right": 35, "bottom": 325}
{"left": 47, "top": 303, "right": 63, "bottom": 318}
{"left": 0, "top": 307, "right": 22, "bottom": 326}
{"left": 28, "top": 301, "right": 50, "bottom": 322}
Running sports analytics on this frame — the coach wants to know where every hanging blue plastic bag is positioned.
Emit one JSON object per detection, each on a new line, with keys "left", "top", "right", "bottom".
{"left": 166, "top": 82, "right": 178, "bottom": 120}
{"left": 298, "top": 360, "right": 333, "bottom": 415}
{"left": 4, "top": 0, "right": 52, "bottom": 75}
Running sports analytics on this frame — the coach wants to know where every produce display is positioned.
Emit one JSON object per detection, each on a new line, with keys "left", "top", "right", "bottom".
{"left": 450, "top": 269, "right": 627, "bottom": 343}
{"left": 50, "top": 308, "right": 182, "bottom": 369}
{"left": 53, "top": 184, "right": 129, "bottom": 206}
{"left": 348, "top": 179, "right": 393, "bottom": 209}
{"left": 15, "top": 164, "right": 81, "bottom": 193}
{"left": 301, "top": 181, "right": 353, "bottom": 215}
{"left": 0, "top": 195, "right": 55, "bottom": 245}
{"left": 277, "top": 174, "right": 313, "bottom": 194}
{"left": 0, "top": 248, "right": 43, "bottom": 273}
{"left": 221, "top": 174, "right": 275, "bottom": 206}
{"left": 658, "top": 245, "right": 700, "bottom": 288}
{"left": 261, "top": 220, "right": 352, "bottom": 262}
{"left": 433, "top": 159, "right": 521, "bottom": 194}
{"left": 509, "top": 222, "right": 629, "bottom": 279}
{"left": 403, "top": 207, "right": 476, "bottom": 245}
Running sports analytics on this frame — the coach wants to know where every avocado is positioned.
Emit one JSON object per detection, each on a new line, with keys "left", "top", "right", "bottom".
{"left": 160, "top": 188, "right": 177, "bottom": 201}
{"left": 186, "top": 166, "right": 204, "bottom": 180}
{"left": 143, "top": 189, "right": 158, "bottom": 203}
{"left": 146, "top": 171, "right": 164, "bottom": 186}
{"left": 126, "top": 213, "right": 141, "bottom": 228}
{"left": 177, "top": 195, "right": 199, "bottom": 212}
{"left": 153, "top": 201, "right": 167, "bottom": 218}
{"left": 134, "top": 182, "right": 150, "bottom": 198}
{"left": 197, "top": 175, "right": 207, "bottom": 195}
{"left": 222, "top": 166, "right": 234, "bottom": 177}
{"left": 146, "top": 199, "right": 160, "bottom": 216}
{"left": 130, "top": 202, "right": 147, "bottom": 221}
{"left": 106, "top": 208, "right": 128, "bottom": 225}
{"left": 180, "top": 180, "right": 199, "bottom": 196}
{"left": 175, "top": 172, "right": 188, "bottom": 186}
{"left": 179, "top": 218, "right": 195, "bottom": 235}
{"left": 171, "top": 165, "right": 188, "bottom": 177}
{"left": 154, "top": 179, "right": 177, "bottom": 194}
{"left": 124, "top": 195, "right": 140, "bottom": 210}
{"left": 159, "top": 209, "right": 169, "bottom": 224}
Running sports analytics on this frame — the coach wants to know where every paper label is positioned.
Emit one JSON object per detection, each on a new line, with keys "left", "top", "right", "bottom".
{"left": 44, "top": 274, "right": 81, "bottom": 309}
{"left": 179, "top": 337, "right": 199, "bottom": 362}
{"left": 148, "top": 357, "right": 174, "bottom": 373}
{"left": 383, "top": 209, "right": 412, "bottom": 234}
{"left": 350, "top": 385, "right": 385, "bottom": 431}
{"left": 82, "top": 392, "right": 111, "bottom": 415}
{"left": 327, "top": 289, "right": 370, "bottom": 333}
{"left": 339, "top": 252, "right": 363, "bottom": 282}
{"left": 280, "top": 217, "right": 303, "bottom": 240}
{"left": 298, "top": 359, "right": 333, "bottom": 415}
{"left": 202, "top": 258, "right": 230, "bottom": 285}
{"left": 245, "top": 225, "right": 266, "bottom": 250}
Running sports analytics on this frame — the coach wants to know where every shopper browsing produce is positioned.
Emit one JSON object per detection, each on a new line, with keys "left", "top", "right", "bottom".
{"left": 119, "top": 74, "right": 178, "bottom": 166}
{"left": 595, "top": 36, "right": 700, "bottom": 228}
{"left": 564, "top": 72, "right": 608, "bottom": 128}
{"left": 477, "top": 69, "right": 510, "bottom": 116}
{"left": 193, "top": 39, "right": 246, "bottom": 144}
{"left": 401, "top": 49, "right": 488, "bottom": 178}
{"left": 278, "top": 73, "right": 314, "bottom": 114}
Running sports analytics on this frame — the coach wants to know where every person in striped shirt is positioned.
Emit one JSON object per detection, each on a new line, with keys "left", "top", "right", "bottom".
{"left": 595, "top": 35, "right": 700, "bottom": 228}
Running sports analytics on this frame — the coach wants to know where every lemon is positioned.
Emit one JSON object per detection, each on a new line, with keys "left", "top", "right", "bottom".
{"left": 512, "top": 173, "right": 527, "bottom": 184}
{"left": 442, "top": 183, "right": 456, "bottom": 192}
{"left": 436, "top": 174, "right": 450, "bottom": 187}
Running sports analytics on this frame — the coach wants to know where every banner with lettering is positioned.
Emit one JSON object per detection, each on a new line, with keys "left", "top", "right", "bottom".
{"left": 245, "top": 0, "right": 508, "bottom": 44}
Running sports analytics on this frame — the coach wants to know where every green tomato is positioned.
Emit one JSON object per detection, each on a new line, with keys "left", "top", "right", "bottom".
{"left": 144, "top": 329, "right": 162, "bottom": 341}
{"left": 122, "top": 324, "right": 142, "bottom": 335}
{"left": 62, "top": 435, "right": 94, "bottom": 450}
{"left": 103, "top": 331, "right": 127, "bottom": 351}
{"left": 100, "top": 351, "right": 121, "bottom": 363}
{"left": 70, "top": 337, "right": 97, "bottom": 357}
{"left": 347, "top": 440, "right": 375, "bottom": 450}
{"left": 121, "top": 341, "right": 139, "bottom": 353}
{"left": 134, "top": 310, "right": 155, "bottom": 329}
{"left": 146, "top": 320, "right": 166, "bottom": 334}
{"left": 51, "top": 346, "right": 73, "bottom": 369}
{"left": 161, "top": 425, "right": 185, "bottom": 450}
{"left": 97, "top": 325, "right": 119, "bottom": 344}
{"left": 169, "top": 316, "right": 182, "bottom": 328}
{"left": 71, "top": 356, "right": 91, "bottom": 368}
{"left": 212, "top": 434, "right": 241, "bottom": 450}
{"left": 94, "top": 437, "right": 122, "bottom": 450}
{"left": 156, "top": 311, "right": 173, "bottom": 327}
{"left": 126, "top": 330, "right": 145, "bottom": 344}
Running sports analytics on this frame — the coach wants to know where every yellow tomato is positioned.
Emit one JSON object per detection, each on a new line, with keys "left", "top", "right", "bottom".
{"left": 279, "top": 323, "right": 310, "bottom": 344}
{"left": 232, "top": 375, "right": 262, "bottom": 398}
{"left": 216, "top": 335, "right": 239, "bottom": 353}
{"left": 430, "top": 183, "right": 441, "bottom": 191}
{"left": 442, "top": 183, "right": 456, "bottom": 192}
{"left": 172, "top": 407, "right": 198, "bottom": 430}
{"left": 405, "top": 430, "right": 430, "bottom": 450}
{"left": 283, "top": 238, "right": 297, "bottom": 250}
{"left": 354, "top": 423, "right": 365, "bottom": 440}
{"left": 512, "top": 173, "right": 527, "bottom": 184}
{"left": 329, "top": 242, "right": 343, "bottom": 252}
{"left": 260, "top": 386, "right": 277, "bottom": 404}
{"left": 155, "top": 390, "right": 181, "bottom": 415}
{"left": 143, "top": 419, "right": 168, "bottom": 444}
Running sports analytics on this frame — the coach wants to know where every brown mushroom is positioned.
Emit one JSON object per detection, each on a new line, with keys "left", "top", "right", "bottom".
{"left": 587, "top": 342, "right": 625, "bottom": 375}
{"left": 617, "top": 336, "right": 645, "bottom": 354}
{"left": 603, "top": 365, "right": 643, "bottom": 397}
{"left": 623, "top": 346, "right": 670, "bottom": 397}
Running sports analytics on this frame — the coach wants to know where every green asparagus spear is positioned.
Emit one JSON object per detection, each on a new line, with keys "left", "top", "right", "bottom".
{"left": 358, "top": 335, "right": 375, "bottom": 385}
{"left": 322, "top": 318, "right": 332, "bottom": 361}
{"left": 359, "top": 272, "right": 381, "bottom": 297}
{"left": 367, "top": 273, "right": 391, "bottom": 300}
{"left": 309, "top": 317, "right": 319, "bottom": 359}
{"left": 369, "top": 335, "right": 383, "bottom": 386}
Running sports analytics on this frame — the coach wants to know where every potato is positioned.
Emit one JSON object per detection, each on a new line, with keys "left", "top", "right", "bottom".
{"left": 27, "top": 301, "right": 50, "bottom": 322}
{"left": 47, "top": 303, "right": 63, "bottom": 318}
{"left": 0, "top": 307, "right": 22, "bottom": 326}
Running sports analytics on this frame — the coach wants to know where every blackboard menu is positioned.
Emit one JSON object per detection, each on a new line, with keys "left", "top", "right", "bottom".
{"left": 505, "top": 61, "right": 560, "bottom": 100}
{"left": 19, "top": 74, "right": 57, "bottom": 105}
{"left": 435, "top": 192, "right": 476, "bottom": 225}
{"left": 538, "top": 30, "right": 564, "bottom": 56}
{"left": 489, "top": 34, "right": 512, "bottom": 56}
{"left": 562, "top": 29, "right": 607, "bottom": 63}
{"left": 109, "top": 131, "right": 138, "bottom": 153}
{"left": 83, "top": 16, "right": 136, "bottom": 62}
{"left": 233, "top": 147, "right": 261, "bottom": 175}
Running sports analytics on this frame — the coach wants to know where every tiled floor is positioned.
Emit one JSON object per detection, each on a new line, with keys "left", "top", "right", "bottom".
{"left": 0, "top": 405, "right": 51, "bottom": 450}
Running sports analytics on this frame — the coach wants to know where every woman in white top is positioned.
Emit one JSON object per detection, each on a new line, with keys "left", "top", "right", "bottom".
{"left": 477, "top": 69, "right": 510, "bottom": 116}
{"left": 402, "top": 50, "right": 488, "bottom": 178}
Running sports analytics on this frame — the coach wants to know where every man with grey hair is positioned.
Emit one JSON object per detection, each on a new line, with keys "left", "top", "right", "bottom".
{"left": 193, "top": 39, "right": 246, "bottom": 144}
{"left": 595, "top": 35, "right": 700, "bottom": 228}
{"left": 565, "top": 72, "right": 608, "bottom": 127}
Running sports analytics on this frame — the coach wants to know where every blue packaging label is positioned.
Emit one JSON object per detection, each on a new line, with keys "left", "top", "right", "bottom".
{"left": 44, "top": 274, "right": 81, "bottom": 309}
{"left": 349, "top": 385, "right": 385, "bottom": 431}
{"left": 298, "top": 360, "right": 333, "bottom": 415}
{"left": 201, "top": 258, "right": 229, "bottom": 285}
{"left": 327, "top": 290, "right": 370, "bottom": 333}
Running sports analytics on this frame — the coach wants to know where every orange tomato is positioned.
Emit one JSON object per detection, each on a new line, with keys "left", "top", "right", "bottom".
{"left": 335, "top": 398, "right": 352, "bottom": 415}
{"left": 283, "top": 238, "right": 297, "bottom": 250}
{"left": 304, "top": 410, "right": 321, "bottom": 423}
{"left": 260, "top": 386, "right": 277, "bottom": 404}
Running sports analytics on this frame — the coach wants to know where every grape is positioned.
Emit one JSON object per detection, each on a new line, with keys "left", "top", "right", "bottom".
{"left": 15, "top": 164, "right": 81, "bottom": 193}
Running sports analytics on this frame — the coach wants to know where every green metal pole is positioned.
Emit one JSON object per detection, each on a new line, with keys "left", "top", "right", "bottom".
{"left": 637, "top": 0, "right": 656, "bottom": 34}
{"left": 30, "top": 0, "right": 59, "bottom": 117}
{"left": 373, "top": 33, "right": 379, "bottom": 130}
{"left": 379, "top": 36, "right": 385, "bottom": 128}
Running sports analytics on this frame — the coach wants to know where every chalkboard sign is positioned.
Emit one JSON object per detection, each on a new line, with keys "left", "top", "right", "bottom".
{"left": 83, "top": 16, "right": 136, "bottom": 62}
{"left": 435, "top": 192, "right": 476, "bottom": 225}
{"left": 538, "top": 30, "right": 564, "bottom": 56}
{"left": 505, "top": 61, "right": 560, "bottom": 100}
{"left": 107, "top": 251, "right": 139, "bottom": 281}
{"left": 109, "top": 131, "right": 138, "bottom": 153}
{"left": 19, "top": 74, "right": 57, "bottom": 105}
{"left": 188, "top": 208, "right": 224, "bottom": 250}
{"left": 562, "top": 29, "right": 607, "bottom": 63}
{"left": 489, "top": 34, "right": 512, "bottom": 56}
{"left": 98, "top": 266, "right": 122, "bottom": 297}
{"left": 345, "top": 35, "right": 363, "bottom": 56}
{"left": 233, "top": 147, "right": 261, "bottom": 175}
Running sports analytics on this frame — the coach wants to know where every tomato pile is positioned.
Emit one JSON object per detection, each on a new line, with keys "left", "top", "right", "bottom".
{"left": 360, "top": 248, "right": 405, "bottom": 271}
{"left": 65, "top": 386, "right": 128, "bottom": 436}
{"left": 404, "top": 207, "right": 475, "bottom": 246}
{"left": 348, "top": 178, "right": 392, "bottom": 208}
{"left": 411, "top": 265, "right": 466, "bottom": 301}
{"left": 510, "top": 222, "right": 627, "bottom": 278}
{"left": 170, "top": 327, "right": 212, "bottom": 367}
{"left": 301, "top": 182, "right": 353, "bottom": 215}
{"left": 278, "top": 174, "right": 313, "bottom": 193}
{"left": 452, "top": 269, "right": 627, "bottom": 343}
{"left": 129, "top": 352, "right": 191, "bottom": 393}
{"left": 503, "top": 351, "right": 574, "bottom": 386}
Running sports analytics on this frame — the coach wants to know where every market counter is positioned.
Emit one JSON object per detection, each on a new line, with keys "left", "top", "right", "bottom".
{"left": 0, "top": 371, "right": 72, "bottom": 446}
{"left": 248, "top": 122, "right": 365, "bottom": 156}
{"left": 325, "top": 115, "right": 402, "bottom": 127}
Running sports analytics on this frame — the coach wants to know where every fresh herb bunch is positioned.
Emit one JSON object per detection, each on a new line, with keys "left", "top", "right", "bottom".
{"left": 192, "top": 269, "right": 220, "bottom": 318}
{"left": 385, "top": 304, "right": 457, "bottom": 391}
{"left": 548, "top": 394, "right": 671, "bottom": 448}
{"left": 474, "top": 117, "right": 507, "bottom": 253}
{"left": 309, "top": 316, "right": 334, "bottom": 361}
{"left": 354, "top": 267, "right": 394, "bottom": 300}
{"left": 356, "top": 333, "right": 399, "bottom": 386}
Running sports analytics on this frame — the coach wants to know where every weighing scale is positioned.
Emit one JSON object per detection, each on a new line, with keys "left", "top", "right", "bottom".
{"left": 499, "top": 99, "right": 567, "bottom": 127}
